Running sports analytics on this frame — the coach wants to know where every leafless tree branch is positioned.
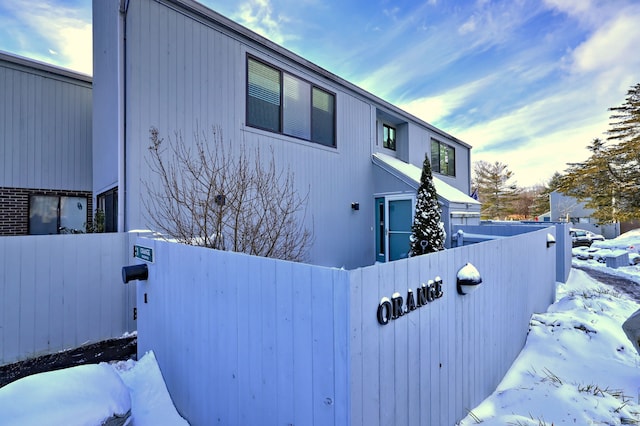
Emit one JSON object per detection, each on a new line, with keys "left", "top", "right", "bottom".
{"left": 143, "top": 126, "right": 313, "bottom": 262}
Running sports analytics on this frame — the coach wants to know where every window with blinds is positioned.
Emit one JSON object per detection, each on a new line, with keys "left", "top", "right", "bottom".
{"left": 283, "top": 74, "right": 311, "bottom": 139}
{"left": 247, "top": 56, "right": 336, "bottom": 148}
{"left": 247, "top": 58, "right": 281, "bottom": 132}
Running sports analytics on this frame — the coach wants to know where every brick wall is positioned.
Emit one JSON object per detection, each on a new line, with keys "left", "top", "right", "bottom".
{"left": 0, "top": 187, "right": 93, "bottom": 236}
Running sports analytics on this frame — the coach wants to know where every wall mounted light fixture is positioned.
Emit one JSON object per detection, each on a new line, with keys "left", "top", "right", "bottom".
{"left": 351, "top": 202, "right": 360, "bottom": 211}
{"left": 546, "top": 233, "right": 556, "bottom": 248}
{"left": 457, "top": 263, "right": 482, "bottom": 295}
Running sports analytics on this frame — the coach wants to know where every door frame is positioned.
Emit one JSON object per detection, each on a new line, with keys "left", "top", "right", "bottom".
{"left": 374, "top": 194, "right": 415, "bottom": 263}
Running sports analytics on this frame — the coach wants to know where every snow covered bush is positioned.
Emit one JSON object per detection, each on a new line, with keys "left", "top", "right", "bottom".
{"left": 410, "top": 153, "right": 446, "bottom": 256}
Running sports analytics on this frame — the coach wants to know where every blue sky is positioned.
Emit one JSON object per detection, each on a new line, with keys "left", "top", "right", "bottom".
{"left": 1, "top": 0, "right": 639, "bottom": 187}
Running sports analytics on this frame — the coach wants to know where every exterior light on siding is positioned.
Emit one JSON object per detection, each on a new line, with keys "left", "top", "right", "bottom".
{"left": 457, "top": 263, "right": 482, "bottom": 295}
{"left": 122, "top": 264, "right": 148, "bottom": 283}
{"left": 351, "top": 202, "right": 360, "bottom": 211}
{"left": 546, "top": 233, "right": 556, "bottom": 248}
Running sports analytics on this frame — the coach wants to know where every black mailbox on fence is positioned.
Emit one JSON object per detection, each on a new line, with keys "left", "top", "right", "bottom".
{"left": 122, "top": 264, "right": 148, "bottom": 284}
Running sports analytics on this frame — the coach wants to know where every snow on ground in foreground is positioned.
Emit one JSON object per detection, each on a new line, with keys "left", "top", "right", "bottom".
{"left": 113, "top": 351, "right": 189, "bottom": 425}
{"left": 0, "top": 362, "right": 130, "bottom": 426}
{"left": 458, "top": 268, "right": 640, "bottom": 425}
{"left": 0, "top": 351, "right": 188, "bottom": 426}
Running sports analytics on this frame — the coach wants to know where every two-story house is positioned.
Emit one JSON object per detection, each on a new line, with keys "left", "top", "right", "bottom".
{"left": 93, "top": 0, "right": 480, "bottom": 269}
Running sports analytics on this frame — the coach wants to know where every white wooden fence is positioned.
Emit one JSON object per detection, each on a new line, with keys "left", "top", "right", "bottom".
{"left": 134, "top": 226, "right": 557, "bottom": 425}
{"left": 0, "top": 233, "right": 135, "bottom": 366}
{"left": 134, "top": 239, "right": 350, "bottom": 425}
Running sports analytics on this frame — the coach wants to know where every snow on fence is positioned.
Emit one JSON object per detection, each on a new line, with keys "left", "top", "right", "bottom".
{"left": 134, "top": 226, "right": 557, "bottom": 425}
{"left": 0, "top": 233, "right": 135, "bottom": 366}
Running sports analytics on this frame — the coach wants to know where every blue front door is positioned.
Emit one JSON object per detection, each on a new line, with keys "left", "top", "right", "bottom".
{"left": 388, "top": 199, "right": 412, "bottom": 261}
{"left": 375, "top": 196, "right": 414, "bottom": 262}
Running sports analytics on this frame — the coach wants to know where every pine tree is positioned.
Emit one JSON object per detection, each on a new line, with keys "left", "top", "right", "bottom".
{"left": 559, "top": 139, "right": 619, "bottom": 222}
{"left": 559, "top": 83, "right": 640, "bottom": 222}
{"left": 410, "top": 153, "right": 445, "bottom": 256}
{"left": 473, "top": 160, "right": 519, "bottom": 220}
{"left": 606, "top": 83, "right": 640, "bottom": 218}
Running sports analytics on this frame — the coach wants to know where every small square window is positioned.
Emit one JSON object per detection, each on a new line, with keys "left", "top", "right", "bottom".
{"left": 431, "top": 139, "right": 455, "bottom": 177}
{"left": 383, "top": 124, "right": 396, "bottom": 151}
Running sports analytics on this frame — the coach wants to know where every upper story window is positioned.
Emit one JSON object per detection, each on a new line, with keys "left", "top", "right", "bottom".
{"left": 247, "top": 56, "right": 336, "bottom": 148}
{"left": 431, "top": 139, "right": 455, "bottom": 177}
{"left": 383, "top": 124, "right": 396, "bottom": 150}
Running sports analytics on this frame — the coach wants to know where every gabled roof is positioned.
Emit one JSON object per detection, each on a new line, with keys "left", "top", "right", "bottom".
{"left": 0, "top": 50, "right": 92, "bottom": 84}
{"left": 160, "top": 0, "right": 471, "bottom": 149}
{"left": 372, "top": 152, "right": 481, "bottom": 206}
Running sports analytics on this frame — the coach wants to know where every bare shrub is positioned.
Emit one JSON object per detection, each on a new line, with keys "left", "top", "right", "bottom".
{"left": 143, "top": 126, "right": 313, "bottom": 262}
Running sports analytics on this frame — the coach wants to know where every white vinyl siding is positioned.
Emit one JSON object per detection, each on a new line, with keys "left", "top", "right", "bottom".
{"left": 0, "top": 57, "right": 92, "bottom": 190}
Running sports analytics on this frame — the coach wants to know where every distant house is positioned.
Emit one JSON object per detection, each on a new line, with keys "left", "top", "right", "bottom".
{"left": 92, "top": 0, "right": 480, "bottom": 268}
{"left": 549, "top": 190, "right": 619, "bottom": 239}
{"left": 0, "top": 52, "right": 93, "bottom": 236}
{"left": 536, "top": 211, "right": 552, "bottom": 222}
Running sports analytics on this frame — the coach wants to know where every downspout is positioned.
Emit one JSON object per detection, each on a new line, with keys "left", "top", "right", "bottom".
{"left": 467, "top": 149, "right": 472, "bottom": 199}
{"left": 118, "top": 0, "right": 130, "bottom": 232}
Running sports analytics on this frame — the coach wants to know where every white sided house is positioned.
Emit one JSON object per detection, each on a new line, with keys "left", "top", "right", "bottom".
{"left": 550, "top": 190, "right": 619, "bottom": 239}
{"left": 0, "top": 52, "right": 93, "bottom": 236}
{"left": 93, "top": 0, "right": 480, "bottom": 269}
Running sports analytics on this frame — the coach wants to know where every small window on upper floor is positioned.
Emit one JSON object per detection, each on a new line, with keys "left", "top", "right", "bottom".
{"left": 246, "top": 56, "right": 336, "bottom": 148}
{"left": 431, "top": 139, "right": 455, "bottom": 177}
{"left": 383, "top": 124, "right": 396, "bottom": 151}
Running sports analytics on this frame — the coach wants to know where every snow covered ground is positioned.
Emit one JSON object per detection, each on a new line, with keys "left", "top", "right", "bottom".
{"left": 0, "top": 351, "right": 188, "bottom": 426}
{"left": 1, "top": 230, "right": 640, "bottom": 426}
{"left": 459, "top": 229, "right": 640, "bottom": 425}
{"left": 458, "top": 268, "right": 640, "bottom": 425}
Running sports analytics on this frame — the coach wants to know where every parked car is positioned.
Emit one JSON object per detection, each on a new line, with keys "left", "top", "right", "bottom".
{"left": 570, "top": 229, "right": 591, "bottom": 247}
{"left": 585, "top": 231, "right": 605, "bottom": 243}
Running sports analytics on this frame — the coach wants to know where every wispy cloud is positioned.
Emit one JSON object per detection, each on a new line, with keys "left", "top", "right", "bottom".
{"left": 450, "top": 0, "right": 640, "bottom": 184}
{"left": 390, "top": 0, "right": 640, "bottom": 185}
{"left": 567, "top": 4, "right": 640, "bottom": 95}
{"left": 353, "top": 1, "right": 547, "bottom": 101}
{"left": 399, "top": 75, "right": 497, "bottom": 124}
{"left": 232, "top": 0, "right": 295, "bottom": 45}
{"left": 0, "top": 0, "right": 92, "bottom": 74}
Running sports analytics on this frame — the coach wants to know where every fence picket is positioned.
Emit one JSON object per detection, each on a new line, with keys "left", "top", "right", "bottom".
{"left": 0, "top": 233, "right": 134, "bottom": 366}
